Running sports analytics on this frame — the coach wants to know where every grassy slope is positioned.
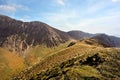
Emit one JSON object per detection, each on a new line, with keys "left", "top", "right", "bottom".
{"left": 0, "top": 48, "right": 25, "bottom": 80}
{"left": 0, "top": 41, "right": 71, "bottom": 80}
{"left": 29, "top": 48, "right": 120, "bottom": 80}
{"left": 13, "top": 40, "right": 120, "bottom": 80}
{"left": 25, "top": 41, "right": 71, "bottom": 66}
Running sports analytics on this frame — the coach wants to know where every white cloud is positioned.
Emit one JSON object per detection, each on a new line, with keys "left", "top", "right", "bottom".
{"left": 44, "top": 11, "right": 78, "bottom": 25}
{"left": 86, "top": 1, "right": 110, "bottom": 14}
{"left": 19, "top": 15, "right": 31, "bottom": 22}
{"left": 0, "top": 4, "right": 29, "bottom": 14}
{"left": 44, "top": 10, "right": 120, "bottom": 36}
{"left": 43, "top": 11, "right": 79, "bottom": 30}
{"left": 44, "top": 10, "right": 78, "bottom": 22}
{"left": 112, "top": 0, "right": 120, "bottom": 2}
{"left": 79, "top": 14, "right": 120, "bottom": 27}
{"left": 56, "top": 0, "right": 65, "bottom": 5}
{"left": 0, "top": 5, "right": 16, "bottom": 13}
{"left": 64, "top": 13, "right": 120, "bottom": 35}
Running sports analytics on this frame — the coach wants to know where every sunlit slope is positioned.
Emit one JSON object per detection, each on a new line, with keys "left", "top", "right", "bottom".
{"left": 13, "top": 41, "right": 120, "bottom": 80}
{"left": 25, "top": 41, "right": 71, "bottom": 66}
{"left": 28, "top": 48, "right": 120, "bottom": 80}
{"left": 0, "top": 48, "right": 25, "bottom": 80}
{"left": 0, "top": 41, "right": 71, "bottom": 80}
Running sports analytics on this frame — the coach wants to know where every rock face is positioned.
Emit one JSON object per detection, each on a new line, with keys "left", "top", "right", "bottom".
{"left": 0, "top": 15, "right": 71, "bottom": 56}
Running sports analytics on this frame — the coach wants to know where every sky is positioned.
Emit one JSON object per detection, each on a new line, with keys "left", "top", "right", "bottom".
{"left": 0, "top": 0, "right": 120, "bottom": 37}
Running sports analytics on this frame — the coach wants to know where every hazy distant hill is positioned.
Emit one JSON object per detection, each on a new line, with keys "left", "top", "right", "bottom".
{"left": 67, "top": 30, "right": 94, "bottom": 40}
{"left": 91, "top": 34, "right": 120, "bottom": 47}
{"left": 68, "top": 30, "right": 120, "bottom": 47}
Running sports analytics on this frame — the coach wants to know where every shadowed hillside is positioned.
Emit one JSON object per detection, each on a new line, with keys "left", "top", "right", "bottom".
{"left": 0, "top": 15, "right": 71, "bottom": 56}
{"left": 91, "top": 34, "right": 120, "bottom": 47}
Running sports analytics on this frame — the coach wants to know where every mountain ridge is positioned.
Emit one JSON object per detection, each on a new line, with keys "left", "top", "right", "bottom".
{"left": 0, "top": 15, "right": 71, "bottom": 56}
{"left": 0, "top": 15, "right": 120, "bottom": 80}
{"left": 0, "top": 15, "right": 120, "bottom": 56}
{"left": 0, "top": 15, "right": 120, "bottom": 57}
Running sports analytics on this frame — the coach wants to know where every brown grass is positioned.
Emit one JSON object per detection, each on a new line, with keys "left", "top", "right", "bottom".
{"left": 25, "top": 41, "right": 71, "bottom": 65}
{"left": 12, "top": 41, "right": 120, "bottom": 80}
{"left": 0, "top": 48, "right": 25, "bottom": 80}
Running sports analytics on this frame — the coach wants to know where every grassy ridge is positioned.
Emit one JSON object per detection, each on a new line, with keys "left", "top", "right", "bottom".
{"left": 12, "top": 41, "right": 120, "bottom": 80}
{"left": 14, "top": 47, "right": 120, "bottom": 80}
{"left": 0, "top": 41, "right": 71, "bottom": 80}
{"left": 11, "top": 42, "right": 102, "bottom": 78}
{"left": 25, "top": 41, "right": 71, "bottom": 66}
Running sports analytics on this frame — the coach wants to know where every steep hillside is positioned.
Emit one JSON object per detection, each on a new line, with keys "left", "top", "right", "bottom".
{"left": 12, "top": 40, "right": 120, "bottom": 80}
{"left": 68, "top": 30, "right": 93, "bottom": 40}
{"left": 0, "top": 15, "right": 71, "bottom": 56}
{"left": 0, "top": 48, "right": 25, "bottom": 80}
{"left": 92, "top": 34, "right": 120, "bottom": 47}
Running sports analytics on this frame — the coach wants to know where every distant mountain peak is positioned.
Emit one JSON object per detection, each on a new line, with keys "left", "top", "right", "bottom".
{"left": 68, "top": 30, "right": 94, "bottom": 40}
{"left": 91, "top": 34, "right": 120, "bottom": 47}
